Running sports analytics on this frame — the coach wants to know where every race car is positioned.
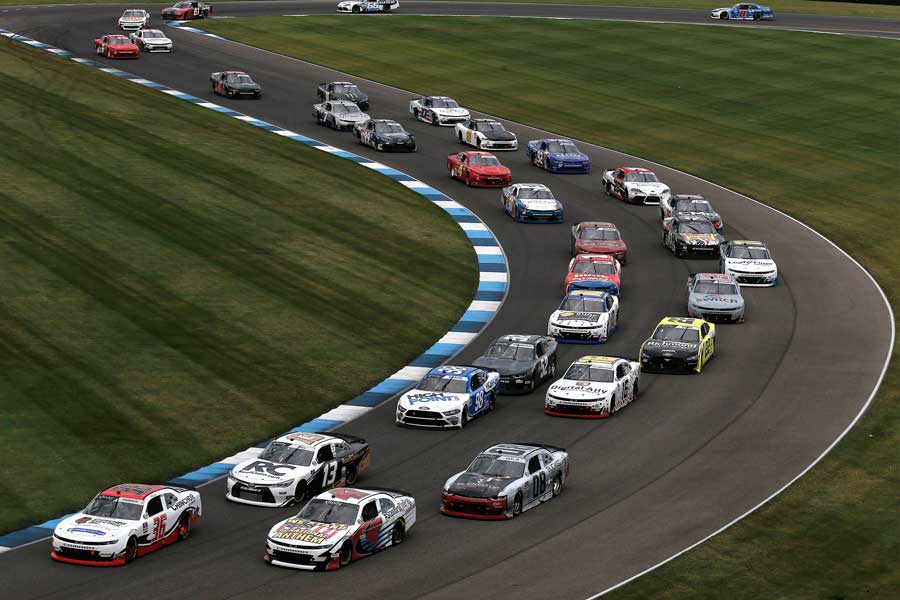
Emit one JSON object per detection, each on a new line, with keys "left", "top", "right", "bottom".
{"left": 396, "top": 365, "right": 499, "bottom": 429}
{"left": 264, "top": 487, "right": 415, "bottom": 570}
{"left": 471, "top": 334, "right": 558, "bottom": 394}
{"left": 720, "top": 240, "right": 778, "bottom": 286}
{"left": 117, "top": 9, "right": 150, "bottom": 31}
{"left": 687, "top": 272, "right": 745, "bottom": 323}
{"left": 51, "top": 484, "right": 201, "bottom": 566}
{"left": 660, "top": 194, "right": 723, "bottom": 231}
{"left": 711, "top": 3, "right": 773, "bottom": 20}
{"left": 93, "top": 35, "right": 139, "bottom": 59}
{"left": 603, "top": 167, "right": 671, "bottom": 205}
{"left": 161, "top": 1, "right": 211, "bottom": 20}
{"left": 130, "top": 29, "right": 173, "bottom": 53}
{"left": 640, "top": 316, "right": 716, "bottom": 373}
{"left": 337, "top": 0, "right": 399, "bottom": 13}
{"left": 563, "top": 253, "right": 621, "bottom": 295}
{"left": 548, "top": 290, "right": 619, "bottom": 344}
{"left": 313, "top": 100, "right": 370, "bottom": 130}
{"left": 317, "top": 81, "right": 369, "bottom": 110}
{"left": 526, "top": 139, "right": 590, "bottom": 174}
{"left": 354, "top": 119, "right": 416, "bottom": 152}
{"left": 409, "top": 96, "right": 469, "bottom": 126}
{"left": 544, "top": 355, "right": 639, "bottom": 418}
{"left": 210, "top": 71, "right": 261, "bottom": 98}
{"left": 226, "top": 432, "right": 372, "bottom": 507}
{"left": 501, "top": 183, "right": 563, "bottom": 223}
{"left": 441, "top": 443, "right": 568, "bottom": 520}
{"left": 455, "top": 118, "right": 518, "bottom": 151}
{"left": 570, "top": 221, "right": 627, "bottom": 263}
{"left": 447, "top": 151, "right": 512, "bottom": 188}
{"left": 663, "top": 213, "right": 725, "bottom": 258}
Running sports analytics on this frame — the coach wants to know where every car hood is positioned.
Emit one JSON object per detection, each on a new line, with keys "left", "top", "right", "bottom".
{"left": 482, "top": 130, "right": 516, "bottom": 141}
{"left": 626, "top": 182, "right": 669, "bottom": 194}
{"left": 448, "top": 472, "right": 514, "bottom": 499}
{"left": 377, "top": 132, "right": 412, "bottom": 141}
{"left": 433, "top": 107, "right": 468, "bottom": 116}
{"left": 268, "top": 517, "right": 352, "bottom": 548}
{"left": 643, "top": 339, "right": 699, "bottom": 358}
{"left": 548, "top": 379, "right": 614, "bottom": 400}
{"left": 335, "top": 113, "right": 368, "bottom": 122}
{"left": 470, "top": 165, "right": 510, "bottom": 176}
{"left": 577, "top": 239, "right": 624, "bottom": 251}
{"left": 232, "top": 459, "right": 312, "bottom": 486}
{"left": 143, "top": 37, "right": 172, "bottom": 43}
{"left": 399, "top": 390, "right": 468, "bottom": 411}
{"left": 725, "top": 259, "right": 776, "bottom": 272}
{"left": 548, "top": 152, "right": 588, "bottom": 162}
{"left": 520, "top": 198, "right": 559, "bottom": 211}
{"left": 56, "top": 514, "right": 134, "bottom": 542}
{"left": 690, "top": 293, "right": 743, "bottom": 308}
{"left": 471, "top": 356, "right": 533, "bottom": 376}
{"left": 677, "top": 233, "right": 721, "bottom": 245}
{"left": 550, "top": 310, "right": 609, "bottom": 327}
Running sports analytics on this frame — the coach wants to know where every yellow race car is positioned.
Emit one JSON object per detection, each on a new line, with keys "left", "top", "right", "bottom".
{"left": 639, "top": 317, "right": 715, "bottom": 373}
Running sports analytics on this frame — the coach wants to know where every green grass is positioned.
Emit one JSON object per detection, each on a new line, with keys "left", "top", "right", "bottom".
{"left": 0, "top": 38, "right": 475, "bottom": 534}
{"left": 199, "top": 16, "right": 900, "bottom": 598}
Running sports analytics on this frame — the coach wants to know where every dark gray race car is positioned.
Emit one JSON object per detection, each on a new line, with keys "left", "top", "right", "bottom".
{"left": 471, "top": 334, "right": 557, "bottom": 394}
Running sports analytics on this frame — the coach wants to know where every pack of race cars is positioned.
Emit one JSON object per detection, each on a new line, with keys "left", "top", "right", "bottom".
{"left": 66, "top": 3, "right": 785, "bottom": 573}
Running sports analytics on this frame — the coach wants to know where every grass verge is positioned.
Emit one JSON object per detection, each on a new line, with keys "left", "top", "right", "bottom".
{"left": 0, "top": 38, "right": 475, "bottom": 534}
{"left": 199, "top": 15, "right": 900, "bottom": 598}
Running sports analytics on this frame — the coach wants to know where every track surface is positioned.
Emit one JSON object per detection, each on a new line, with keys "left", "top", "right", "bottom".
{"left": 0, "top": 3, "right": 893, "bottom": 599}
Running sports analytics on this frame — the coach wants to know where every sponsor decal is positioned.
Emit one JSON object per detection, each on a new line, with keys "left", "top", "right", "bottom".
{"left": 67, "top": 527, "right": 107, "bottom": 536}
{"left": 646, "top": 340, "right": 697, "bottom": 349}
{"left": 273, "top": 519, "right": 348, "bottom": 544}
{"left": 240, "top": 460, "right": 297, "bottom": 478}
{"left": 407, "top": 392, "right": 458, "bottom": 404}
{"left": 77, "top": 517, "right": 128, "bottom": 527}
{"left": 171, "top": 495, "right": 194, "bottom": 511}
{"left": 557, "top": 311, "right": 601, "bottom": 323}
{"left": 284, "top": 432, "right": 326, "bottom": 444}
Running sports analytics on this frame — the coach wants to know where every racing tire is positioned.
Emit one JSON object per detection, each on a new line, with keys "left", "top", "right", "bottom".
{"left": 512, "top": 493, "right": 523, "bottom": 517}
{"left": 551, "top": 474, "right": 563, "bottom": 497}
{"left": 327, "top": 116, "right": 336, "bottom": 129}
{"left": 529, "top": 369, "right": 538, "bottom": 393}
{"left": 293, "top": 481, "right": 308, "bottom": 505}
{"left": 549, "top": 359, "right": 557, "bottom": 379}
{"left": 622, "top": 190, "right": 631, "bottom": 204}
{"left": 339, "top": 541, "right": 352, "bottom": 567}
{"left": 391, "top": 520, "right": 406, "bottom": 546}
{"left": 633, "top": 380, "right": 639, "bottom": 400}
{"left": 486, "top": 391, "right": 496, "bottom": 412}
{"left": 352, "top": 5, "right": 360, "bottom": 12}
{"left": 720, "top": 13, "right": 729, "bottom": 20}
{"left": 125, "top": 537, "right": 138, "bottom": 563}
{"left": 476, "top": 138, "right": 482, "bottom": 149}
{"left": 177, "top": 513, "right": 192, "bottom": 542}
{"left": 458, "top": 131, "right": 464, "bottom": 143}
{"left": 459, "top": 407, "right": 469, "bottom": 429}
{"left": 95, "top": 45, "right": 102, "bottom": 56}
{"left": 464, "top": 170, "right": 472, "bottom": 187}
{"left": 345, "top": 464, "right": 358, "bottom": 486}
{"left": 753, "top": 12, "right": 761, "bottom": 20}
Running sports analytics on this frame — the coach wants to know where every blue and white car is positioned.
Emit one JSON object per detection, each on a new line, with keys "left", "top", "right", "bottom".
{"left": 711, "top": 3, "right": 773, "bottom": 20}
{"left": 396, "top": 366, "right": 500, "bottom": 429}
{"left": 548, "top": 290, "right": 619, "bottom": 344}
{"left": 501, "top": 183, "right": 564, "bottom": 223}
{"left": 337, "top": 0, "right": 399, "bottom": 13}
{"left": 526, "top": 139, "right": 590, "bottom": 174}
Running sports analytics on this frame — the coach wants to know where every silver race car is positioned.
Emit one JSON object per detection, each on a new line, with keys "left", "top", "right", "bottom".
{"left": 687, "top": 272, "right": 745, "bottom": 323}
{"left": 313, "top": 100, "right": 370, "bottom": 131}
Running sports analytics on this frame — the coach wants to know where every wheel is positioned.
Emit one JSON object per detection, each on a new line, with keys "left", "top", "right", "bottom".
{"left": 352, "top": 5, "right": 360, "bottom": 12}
{"left": 177, "top": 513, "right": 191, "bottom": 541}
{"left": 293, "top": 481, "right": 307, "bottom": 505}
{"left": 391, "top": 520, "right": 405, "bottom": 546}
{"left": 512, "top": 492, "right": 523, "bottom": 517}
{"left": 633, "top": 380, "right": 639, "bottom": 401}
{"left": 327, "top": 116, "right": 336, "bottom": 129}
{"left": 459, "top": 407, "right": 469, "bottom": 429}
{"left": 464, "top": 170, "right": 472, "bottom": 186}
{"left": 413, "top": 108, "right": 420, "bottom": 121}
{"left": 609, "top": 392, "right": 617, "bottom": 416}
{"left": 753, "top": 12, "right": 761, "bottom": 20}
{"left": 105, "top": 48, "right": 111, "bottom": 59}
{"left": 662, "top": 231, "right": 668, "bottom": 247}
{"left": 95, "top": 45, "right": 102, "bottom": 55}
{"left": 476, "top": 137, "right": 482, "bottom": 149}
{"left": 551, "top": 474, "right": 562, "bottom": 497}
{"left": 345, "top": 464, "right": 358, "bottom": 486}
{"left": 125, "top": 537, "right": 138, "bottom": 563}
{"left": 622, "top": 190, "right": 630, "bottom": 204}
{"left": 549, "top": 358, "right": 557, "bottom": 379}
{"left": 529, "top": 369, "right": 538, "bottom": 393}
{"left": 720, "top": 13, "right": 729, "bottom": 20}
{"left": 339, "top": 541, "right": 352, "bottom": 567}
{"left": 210, "top": 82, "right": 216, "bottom": 94}
{"left": 458, "top": 131, "right": 464, "bottom": 143}
{"left": 486, "top": 391, "right": 496, "bottom": 412}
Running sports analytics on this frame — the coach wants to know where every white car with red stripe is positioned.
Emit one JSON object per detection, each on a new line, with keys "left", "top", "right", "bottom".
{"left": 51, "top": 483, "right": 201, "bottom": 566}
{"left": 264, "top": 487, "right": 416, "bottom": 570}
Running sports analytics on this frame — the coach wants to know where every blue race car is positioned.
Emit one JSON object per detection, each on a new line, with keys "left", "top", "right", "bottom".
{"left": 710, "top": 3, "right": 773, "bottom": 20}
{"left": 501, "top": 183, "right": 564, "bottom": 223}
{"left": 395, "top": 366, "right": 500, "bottom": 429}
{"left": 526, "top": 139, "right": 591, "bottom": 174}
{"left": 548, "top": 290, "right": 620, "bottom": 344}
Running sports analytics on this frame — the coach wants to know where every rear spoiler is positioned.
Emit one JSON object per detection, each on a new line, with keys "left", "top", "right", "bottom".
{"left": 325, "top": 432, "right": 366, "bottom": 445}
{"left": 512, "top": 443, "right": 566, "bottom": 453}
{"left": 358, "top": 486, "right": 413, "bottom": 498}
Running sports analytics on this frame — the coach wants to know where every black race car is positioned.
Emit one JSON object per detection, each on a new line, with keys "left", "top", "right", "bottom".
{"left": 210, "top": 71, "right": 261, "bottom": 98}
{"left": 354, "top": 119, "right": 416, "bottom": 152}
{"left": 471, "top": 334, "right": 557, "bottom": 394}
{"left": 662, "top": 194, "right": 723, "bottom": 232}
{"left": 662, "top": 213, "right": 724, "bottom": 258}
{"left": 317, "top": 81, "right": 369, "bottom": 110}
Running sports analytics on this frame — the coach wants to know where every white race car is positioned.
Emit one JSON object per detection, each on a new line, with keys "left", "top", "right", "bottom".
{"left": 409, "top": 96, "right": 470, "bottom": 126}
{"left": 548, "top": 290, "right": 619, "bottom": 344}
{"left": 501, "top": 183, "right": 564, "bottom": 223}
{"left": 720, "top": 240, "right": 778, "bottom": 286}
{"left": 545, "top": 355, "right": 639, "bottom": 418}
{"left": 337, "top": 0, "right": 399, "bottom": 13}
{"left": 396, "top": 365, "right": 499, "bottom": 428}
{"left": 118, "top": 9, "right": 150, "bottom": 31}
{"left": 603, "top": 167, "right": 671, "bottom": 205}
{"left": 264, "top": 487, "right": 415, "bottom": 570}
{"left": 227, "top": 432, "right": 371, "bottom": 507}
{"left": 51, "top": 484, "right": 201, "bottom": 566}
{"left": 129, "top": 29, "right": 173, "bottom": 52}
{"left": 313, "top": 100, "right": 370, "bottom": 131}
{"left": 455, "top": 118, "right": 518, "bottom": 150}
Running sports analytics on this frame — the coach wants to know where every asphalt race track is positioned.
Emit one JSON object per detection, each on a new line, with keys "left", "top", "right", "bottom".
{"left": 0, "top": 3, "right": 894, "bottom": 599}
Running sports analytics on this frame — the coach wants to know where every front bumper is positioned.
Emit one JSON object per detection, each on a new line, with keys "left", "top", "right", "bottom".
{"left": 441, "top": 492, "right": 508, "bottom": 520}
{"left": 544, "top": 398, "right": 610, "bottom": 419}
{"left": 106, "top": 50, "right": 139, "bottom": 59}
{"left": 142, "top": 44, "right": 173, "bottom": 52}
{"left": 517, "top": 210, "right": 563, "bottom": 223}
{"left": 726, "top": 269, "right": 777, "bottom": 287}
{"left": 640, "top": 356, "right": 698, "bottom": 373}
{"left": 688, "top": 305, "right": 743, "bottom": 323}
{"left": 264, "top": 541, "right": 334, "bottom": 571}
{"left": 549, "top": 162, "right": 590, "bottom": 174}
{"left": 550, "top": 324, "right": 611, "bottom": 344}
{"left": 226, "top": 479, "right": 293, "bottom": 507}
{"left": 481, "top": 140, "right": 518, "bottom": 151}
{"left": 51, "top": 537, "right": 127, "bottom": 567}
{"left": 470, "top": 175, "right": 512, "bottom": 188}
{"left": 396, "top": 409, "right": 459, "bottom": 428}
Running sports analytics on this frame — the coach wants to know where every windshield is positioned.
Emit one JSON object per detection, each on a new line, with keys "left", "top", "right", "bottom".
{"left": 518, "top": 188, "right": 553, "bottom": 200}
{"left": 547, "top": 142, "right": 579, "bottom": 154}
{"left": 332, "top": 104, "right": 361, "bottom": 115}
{"left": 559, "top": 296, "right": 608, "bottom": 313}
{"left": 259, "top": 442, "right": 313, "bottom": 466}
{"left": 431, "top": 98, "right": 459, "bottom": 108}
{"left": 109, "top": 37, "right": 130, "bottom": 45}
{"left": 563, "top": 363, "right": 615, "bottom": 383}
{"left": 374, "top": 123, "right": 404, "bottom": 134}
{"left": 468, "top": 156, "right": 501, "bottom": 166}
{"left": 677, "top": 220, "right": 715, "bottom": 234}
{"left": 581, "top": 228, "right": 619, "bottom": 241}
{"left": 676, "top": 199, "right": 712, "bottom": 213}
{"left": 297, "top": 499, "right": 358, "bottom": 525}
{"left": 142, "top": 31, "right": 164, "bottom": 38}
{"left": 481, "top": 122, "right": 503, "bottom": 131}
{"left": 624, "top": 172, "right": 658, "bottom": 183}
{"left": 652, "top": 325, "right": 700, "bottom": 343}
{"left": 124, "top": 10, "right": 144, "bottom": 17}
{"left": 333, "top": 84, "right": 361, "bottom": 96}
{"left": 467, "top": 456, "right": 524, "bottom": 478}
{"left": 573, "top": 261, "right": 615, "bottom": 275}
{"left": 227, "top": 74, "right": 254, "bottom": 85}
{"left": 728, "top": 246, "right": 770, "bottom": 259}
{"left": 694, "top": 282, "right": 738, "bottom": 295}
{"left": 418, "top": 375, "right": 468, "bottom": 394}
{"left": 83, "top": 495, "right": 143, "bottom": 520}
{"left": 484, "top": 342, "right": 535, "bottom": 361}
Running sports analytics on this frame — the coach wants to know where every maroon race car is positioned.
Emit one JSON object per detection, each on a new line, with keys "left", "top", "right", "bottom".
{"left": 447, "top": 151, "right": 512, "bottom": 188}
{"left": 161, "top": 1, "right": 212, "bottom": 20}
{"left": 570, "top": 221, "right": 628, "bottom": 263}
{"left": 93, "top": 34, "right": 139, "bottom": 59}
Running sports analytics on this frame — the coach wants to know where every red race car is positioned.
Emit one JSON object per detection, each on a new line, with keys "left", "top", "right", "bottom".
{"left": 564, "top": 254, "right": 622, "bottom": 294}
{"left": 447, "top": 151, "right": 512, "bottom": 188}
{"left": 161, "top": 1, "right": 212, "bottom": 20}
{"left": 93, "top": 34, "right": 139, "bottom": 59}
{"left": 571, "top": 221, "right": 628, "bottom": 263}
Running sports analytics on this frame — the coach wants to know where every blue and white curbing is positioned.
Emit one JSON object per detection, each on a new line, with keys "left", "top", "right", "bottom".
{"left": 0, "top": 27, "right": 508, "bottom": 552}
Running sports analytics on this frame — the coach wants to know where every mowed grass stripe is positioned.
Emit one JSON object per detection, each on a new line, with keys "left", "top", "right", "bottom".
{"left": 0, "top": 40, "right": 475, "bottom": 533}
{"left": 199, "top": 16, "right": 899, "bottom": 598}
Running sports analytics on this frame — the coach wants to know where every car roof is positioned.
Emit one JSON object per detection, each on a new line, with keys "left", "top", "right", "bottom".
{"left": 273, "top": 431, "right": 335, "bottom": 448}
{"left": 573, "top": 356, "right": 620, "bottom": 366}
{"left": 223, "top": 70, "right": 248, "bottom": 75}
{"left": 101, "top": 484, "right": 165, "bottom": 500}
{"left": 329, "top": 81, "right": 354, "bottom": 85}
{"left": 694, "top": 272, "right": 733, "bottom": 282}
{"left": 574, "top": 253, "right": 616, "bottom": 263}
{"left": 462, "top": 151, "right": 497, "bottom": 157}
{"left": 428, "top": 365, "right": 480, "bottom": 378}
{"left": 316, "top": 487, "right": 382, "bottom": 506}
{"left": 619, "top": 167, "right": 654, "bottom": 173}
{"left": 496, "top": 334, "right": 542, "bottom": 344}
{"left": 579, "top": 221, "right": 617, "bottom": 229}
{"left": 565, "top": 290, "right": 610, "bottom": 299}
{"left": 730, "top": 240, "right": 766, "bottom": 247}
{"left": 482, "top": 443, "right": 538, "bottom": 459}
{"left": 427, "top": 95, "right": 454, "bottom": 100}
{"left": 658, "top": 316, "right": 706, "bottom": 328}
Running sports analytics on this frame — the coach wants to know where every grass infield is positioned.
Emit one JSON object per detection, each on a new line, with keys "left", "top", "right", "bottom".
{"left": 0, "top": 39, "right": 475, "bottom": 534}
{"left": 199, "top": 15, "right": 900, "bottom": 599}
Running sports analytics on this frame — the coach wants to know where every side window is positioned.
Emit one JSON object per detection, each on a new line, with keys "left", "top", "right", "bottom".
{"left": 334, "top": 442, "right": 350, "bottom": 457}
{"left": 378, "top": 498, "right": 395, "bottom": 514}
{"left": 424, "top": 98, "right": 431, "bottom": 107}
{"left": 316, "top": 445, "right": 334, "bottom": 463}
{"left": 539, "top": 452, "right": 552, "bottom": 467}
{"left": 527, "top": 456, "right": 541, "bottom": 475}
{"left": 535, "top": 342, "right": 544, "bottom": 356}
{"left": 458, "top": 153, "right": 466, "bottom": 162}
{"left": 146, "top": 496, "right": 164, "bottom": 517}
{"left": 164, "top": 493, "right": 178, "bottom": 508}
{"left": 361, "top": 501, "right": 378, "bottom": 521}
{"left": 701, "top": 324, "right": 710, "bottom": 338}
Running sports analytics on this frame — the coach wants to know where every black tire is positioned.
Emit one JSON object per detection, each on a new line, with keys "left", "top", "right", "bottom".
{"left": 753, "top": 12, "right": 761, "bottom": 21}
{"left": 177, "top": 513, "right": 191, "bottom": 542}
{"left": 391, "top": 520, "right": 405, "bottom": 546}
{"left": 459, "top": 407, "right": 469, "bottom": 428}
{"left": 476, "top": 137, "right": 482, "bottom": 149}
{"left": 327, "top": 115, "right": 335, "bottom": 129}
{"left": 339, "top": 541, "right": 352, "bottom": 567}
{"left": 622, "top": 190, "right": 630, "bottom": 204}
{"left": 352, "top": 5, "right": 360, "bottom": 13}
{"left": 551, "top": 474, "right": 563, "bottom": 497}
{"left": 633, "top": 380, "right": 639, "bottom": 400}
{"left": 345, "top": 464, "right": 358, "bottom": 486}
{"left": 512, "top": 492, "right": 523, "bottom": 517}
{"left": 549, "top": 358, "right": 557, "bottom": 380}
{"left": 720, "top": 13, "right": 729, "bottom": 20}
{"left": 293, "top": 481, "right": 308, "bottom": 505}
{"left": 486, "top": 391, "right": 496, "bottom": 412}
{"left": 458, "top": 131, "right": 464, "bottom": 143}
{"left": 529, "top": 369, "right": 538, "bottom": 393}
{"left": 125, "top": 537, "right": 138, "bottom": 563}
